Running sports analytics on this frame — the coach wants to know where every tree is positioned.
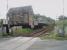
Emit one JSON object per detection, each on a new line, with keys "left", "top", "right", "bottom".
{"left": 57, "top": 15, "right": 67, "bottom": 37}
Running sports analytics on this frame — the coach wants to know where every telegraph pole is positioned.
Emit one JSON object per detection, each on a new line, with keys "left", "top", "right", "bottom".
{"left": 7, "top": 0, "right": 8, "bottom": 10}
{"left": 6, "top": 0, "right": 10, "bottom": 34}
{"left": 62, "top": 0, "right": 64, "bottom": 19}
{"left": 58, "top": 0, "right": 65, "bottom": 37}
{"left": 62, "top": 0, "right": 65, "bottom": 37}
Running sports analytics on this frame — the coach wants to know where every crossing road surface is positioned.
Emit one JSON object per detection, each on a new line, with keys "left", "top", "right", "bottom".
{"left": 0, "top": 37, "right": 67, "bottom": 50}
{"left": 0, "top": 37, "right": 39, "bottom": 50}
{"left": 27, "top": 39, "right": 67, "bottom": 50}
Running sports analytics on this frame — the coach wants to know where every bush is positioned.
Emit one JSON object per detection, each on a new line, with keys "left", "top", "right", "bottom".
{"left": 13, "top": 28, "right": 33, "bottom": 36}
{"left": 40, "top": 32, "right": 67, "bottom": 40}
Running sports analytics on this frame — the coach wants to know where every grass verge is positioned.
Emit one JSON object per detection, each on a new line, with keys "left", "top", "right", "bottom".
{"left": 13, "top": 28, "right": 33, "bottom": 36}
{"left": 40, "top": 32, "right": 67, "bottom": 40}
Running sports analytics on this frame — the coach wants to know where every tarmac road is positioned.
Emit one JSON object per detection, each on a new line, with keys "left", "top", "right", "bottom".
{"left": 0, "top": 37, "right": 39, "bottom": 50}
{"left": 27, "top": 39, "right": 67, "bottom": 50}
{"left": 0, "top": 37, "right": 67, "bottom": 50}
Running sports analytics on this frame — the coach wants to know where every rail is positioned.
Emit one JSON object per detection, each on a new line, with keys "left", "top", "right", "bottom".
{"left": 12, "top": 26, "right": 51, "bottom": 50}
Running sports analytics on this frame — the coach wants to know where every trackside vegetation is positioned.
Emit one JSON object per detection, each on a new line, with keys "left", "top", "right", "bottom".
{"left": 13, "top": 28, "right": 33, "bottom": 36}
{"left": 40, "top": 32, "right": 67, "bottom": 40}
{"left": 40, "top": 15, "right": 67, "bottom": 40}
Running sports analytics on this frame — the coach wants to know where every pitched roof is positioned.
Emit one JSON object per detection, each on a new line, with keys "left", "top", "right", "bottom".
{"left": 7, "top": 6, "right": 34, "bottom": 17}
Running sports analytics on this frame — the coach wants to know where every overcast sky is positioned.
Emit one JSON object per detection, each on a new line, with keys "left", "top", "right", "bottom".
{"left": 0, "top": 0, "right": 67, "bottom": 19}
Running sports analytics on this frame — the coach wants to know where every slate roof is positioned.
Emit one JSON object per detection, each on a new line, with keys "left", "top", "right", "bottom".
{"left": 7, "top": 6, "right": 34, "bottom": 17}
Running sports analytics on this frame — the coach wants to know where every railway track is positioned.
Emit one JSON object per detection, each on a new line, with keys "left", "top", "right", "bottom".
{"left": 29, "top": 26, "right": 50, "bottom": 37}
{"left": 11, "top": 26, "right": 51, "bottom": 50}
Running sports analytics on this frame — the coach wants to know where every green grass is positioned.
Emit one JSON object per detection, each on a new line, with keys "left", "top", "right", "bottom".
{"left": 14, "top": 28, "right": 33, "bottom": 36}
{"left": 0, "top": 33, "right": 10, "bottom": 37}
{"left": 0, "top": 28, "right": 33, "bottom": 36}
{"left": 15, "top": 28, "right": 33, "bottom": 33}
{"left": 40, "top": 32, "right": 67, "bottom": 40}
